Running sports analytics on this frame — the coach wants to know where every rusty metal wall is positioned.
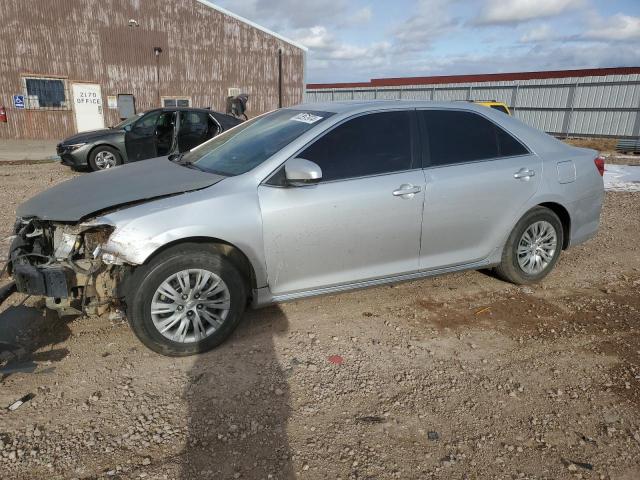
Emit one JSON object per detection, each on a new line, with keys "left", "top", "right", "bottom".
{"left": 306, "top": 74, "right": 640, "bottom": 139}
{"left": 0, "top": 0, "right": 305, "bottom": 140}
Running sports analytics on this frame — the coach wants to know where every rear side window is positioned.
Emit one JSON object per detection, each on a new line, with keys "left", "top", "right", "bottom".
{"left": 299, "top": 111, "right": 413, "bottom": 182}
{"left": 180, "top": 111, "right": 208, "bottom": 132}
{"left": 497, "top": 127, "right": 528, "bottom": 157}
{"left": 419, "top": 110, "right": 527, "bottom": 167}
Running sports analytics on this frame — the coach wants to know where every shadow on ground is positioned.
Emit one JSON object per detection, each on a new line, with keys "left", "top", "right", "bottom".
{"left": 181, "top": 305, "right": 294, "bottom": 479}
{"left": 0, "top": 302, "right": 72, "bottom": 381}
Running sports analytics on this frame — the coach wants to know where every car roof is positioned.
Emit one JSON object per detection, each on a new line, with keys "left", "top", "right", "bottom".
{"left": 289, "top": 99, "right": 506, "bottom": 115}
{"left": 146, "top": 107, "right": 226, "bottom": 115}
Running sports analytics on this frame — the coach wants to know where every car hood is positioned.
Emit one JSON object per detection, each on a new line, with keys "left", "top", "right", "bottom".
{"left": 17, "top": 158, "right": 225, "bottom": 222}
{"left": 60, "top": 128, "right": 121, "bottom": 145}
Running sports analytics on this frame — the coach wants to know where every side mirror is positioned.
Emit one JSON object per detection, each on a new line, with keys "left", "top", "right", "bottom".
{"left": 285, "top": 158, "right": 322, "bottom": 187}
{"left": 123, "top": 124, "right": 133, "bottom": 132}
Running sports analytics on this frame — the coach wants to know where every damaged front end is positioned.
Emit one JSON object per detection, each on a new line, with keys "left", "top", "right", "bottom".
{"left": 8, "top": 218, "right": 126, "bottom": 316}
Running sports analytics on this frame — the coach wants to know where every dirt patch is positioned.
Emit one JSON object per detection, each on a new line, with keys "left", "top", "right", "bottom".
{"left": 564, "top": 137, "right": 618, "bottom": 153}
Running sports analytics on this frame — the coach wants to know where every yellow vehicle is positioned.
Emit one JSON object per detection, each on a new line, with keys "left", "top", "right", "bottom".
{"left": 474, "top": 100, "right": 511, "bottom": 115}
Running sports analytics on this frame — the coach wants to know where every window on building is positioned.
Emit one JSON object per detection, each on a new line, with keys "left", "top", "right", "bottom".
{"left": 299, "top": 111, "right": 413, "bottom": 182}
{"left": 162, "top": 97, "right": 191, "bottom": 108}
{"left": 419, "top": 110, "right": 527, "bottom": 166}
{"left": 23, "top": 76, "right": 68, "bottom": 109}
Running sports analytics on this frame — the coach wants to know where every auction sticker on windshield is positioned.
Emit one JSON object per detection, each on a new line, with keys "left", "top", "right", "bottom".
{"left": 290, "top": 113, "right": 323, "bottom": 124}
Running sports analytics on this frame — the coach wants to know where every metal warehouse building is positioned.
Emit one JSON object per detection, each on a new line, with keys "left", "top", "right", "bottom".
{"left": 306, "top": 67, "right": 640, "bottom": 139}
{"left": 0, "top": 0, "right": 306, "bottom": 140}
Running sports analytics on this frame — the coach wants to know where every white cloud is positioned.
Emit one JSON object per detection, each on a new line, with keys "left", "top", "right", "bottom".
{"left": 584, "top": 14, "right": 640, "bottom": 41}
{"left": 213, "top": 0, "right": 371, "bottom": 29}
{"left": 349, "top": 7, "right": 373, "bottom": 25}
{"left": 477, "top": 0, "right": 584, "bottom": 25}
{"left": 293, "top": 26, "right": 333, "bottom": 50}
{"left": 293, "top": 25, "right": 391, "bottom": 65}
{"left": 382, "top": 42, "right": 640, "bottom": 79}
{"left": 520, "top": 24, "right": 555, "bottom": 43}
{"left": 393, "top": 0, "right": 458, "bottom": 51}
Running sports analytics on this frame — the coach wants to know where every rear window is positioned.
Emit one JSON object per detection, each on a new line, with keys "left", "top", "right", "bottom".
{"left": 420, "top": 110, "right": 528, "bottom": 166}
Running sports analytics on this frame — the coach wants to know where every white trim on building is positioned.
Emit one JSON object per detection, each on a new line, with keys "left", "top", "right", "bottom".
{"left": 195, "top": 0, "right": 308, "bottom": 52}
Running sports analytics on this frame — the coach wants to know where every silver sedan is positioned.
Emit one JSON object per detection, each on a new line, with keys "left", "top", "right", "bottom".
{"left": 11, "top": 101, "right": 604, "bottom": 355}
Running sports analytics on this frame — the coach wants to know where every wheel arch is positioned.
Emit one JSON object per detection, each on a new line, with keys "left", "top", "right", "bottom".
{"left": 139, "top": 236, "right": 258, "bottom": 294}
{"left": 538, "top": 202, "right": 571, "bottom": 249}
{"left": 88, "top": 143, "right": 126, "bottom": 163}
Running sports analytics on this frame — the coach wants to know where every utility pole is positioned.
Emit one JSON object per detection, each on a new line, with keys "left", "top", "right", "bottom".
{"left": 153, "top": 47, "right": 163, "bottom": 107}
{"left": 278, "top": 48, "right": 283, "bottom": 108}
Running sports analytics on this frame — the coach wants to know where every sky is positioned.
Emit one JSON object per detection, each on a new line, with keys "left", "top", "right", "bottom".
{"left": 213, "top": 0, "right": 640, "bottom": 84}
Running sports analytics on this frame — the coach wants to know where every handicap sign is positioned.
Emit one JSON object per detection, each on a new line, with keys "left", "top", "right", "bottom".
{"left": 13, "top": 95, "right": 25, "bottom": 109}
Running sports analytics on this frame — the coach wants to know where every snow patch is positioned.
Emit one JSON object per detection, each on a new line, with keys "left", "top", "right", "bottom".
{"left": 604, "top": 164, "right": 640, "bottom": 192}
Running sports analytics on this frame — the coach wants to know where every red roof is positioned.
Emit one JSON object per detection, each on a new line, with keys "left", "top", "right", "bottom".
{"left": 307, "top": 67, "right": 640, "bottom": 89}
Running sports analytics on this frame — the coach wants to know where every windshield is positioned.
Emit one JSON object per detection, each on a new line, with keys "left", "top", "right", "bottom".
{"left": 181, "top": 109, "right": 335, "bottom": 176}
{"left": 113, "top": 113, "right": 143, "bottom": 129}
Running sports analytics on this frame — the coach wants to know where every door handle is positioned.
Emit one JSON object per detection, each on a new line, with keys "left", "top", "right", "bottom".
{"left": 392, "top": 184, "right": 422, "bottom": 197}
{"left": 513, "top": 168, "right": 536, "bottom": 179}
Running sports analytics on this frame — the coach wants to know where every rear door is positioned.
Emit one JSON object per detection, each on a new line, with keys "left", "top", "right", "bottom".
{"left": 418, "top": 109, "right": 542, "bottom": 269}
{"left": 258, "top": 110, "right": 425, "bottom": 295}
{"left": 177, "top": 111, "right": 214, "bottom": 152}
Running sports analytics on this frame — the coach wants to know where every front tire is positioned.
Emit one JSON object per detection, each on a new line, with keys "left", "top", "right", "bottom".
{"left": 495, "top": 206, "right": 563, "bottom": 285}
{"left": 125, "top": 244, "right": 247, "bottom": 356}
{"left": 88, "top": 146, "right": 122, "bottom": 171}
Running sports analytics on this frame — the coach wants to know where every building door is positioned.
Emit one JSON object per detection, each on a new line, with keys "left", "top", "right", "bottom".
{"left": 117, "top": 94, "right": 135, "bottom": 120}
{"left": 72, "top": 83, "right": 105, "bottom": 132}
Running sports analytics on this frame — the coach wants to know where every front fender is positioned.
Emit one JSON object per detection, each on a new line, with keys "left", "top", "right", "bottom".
{"left": 102, "top": 226, "right": 224, "bottom": 264}
{"left": 94, "top": 179, "right": 268, "bottom": 287}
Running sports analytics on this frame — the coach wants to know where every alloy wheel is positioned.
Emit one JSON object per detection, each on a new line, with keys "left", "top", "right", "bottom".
{"left": 94, "top": 150, "right": 117, "bottom": 169}
{"left": 517, "top": 220, "right": 558, "bottom": 275}
{"left": 150, "top": 269, "right": 231, "bottom": 343}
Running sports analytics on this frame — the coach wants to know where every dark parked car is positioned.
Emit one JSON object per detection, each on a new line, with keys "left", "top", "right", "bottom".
{"left": 56, "top": 108, "right": 243, "bottom": 171}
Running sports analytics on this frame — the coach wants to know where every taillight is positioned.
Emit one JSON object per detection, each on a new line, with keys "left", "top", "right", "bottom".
{"left": 594, "top": 155, "right": 605, "bottom": 177}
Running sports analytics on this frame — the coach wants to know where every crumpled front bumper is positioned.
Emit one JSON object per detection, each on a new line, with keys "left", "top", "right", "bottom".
{"left": 7, "top": 218, "right": 125, "bottom": 315}
{"left": 12, "top": 263, "right": 72, "bottom": 298}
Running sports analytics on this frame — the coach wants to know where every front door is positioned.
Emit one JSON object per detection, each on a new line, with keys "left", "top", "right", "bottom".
{"left": 418, "top": 109, "right": 542, "bottom": 269}
{"left": 125, "top": 110, "right": 176, "bottom": 161}
{"left": 258, "top": 110, "right": 425, "bottom": 296}
{"left": 72, "top": 83, "right": 104, "bottom": 132}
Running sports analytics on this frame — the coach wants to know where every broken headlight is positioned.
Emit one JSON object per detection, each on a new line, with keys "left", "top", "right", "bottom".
{"left": 51, "top": 224, "right": 115, "bottom": 262}
{"left": 82, "top": 226, "right": 115, "bottom": 256}
{"left": 54, "top": 232, "right": 80, "bottom": 260}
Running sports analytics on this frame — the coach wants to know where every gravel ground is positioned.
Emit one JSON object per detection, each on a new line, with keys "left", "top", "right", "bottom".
{"left": 0, "top": 162, "right": 639, "bottom": 480}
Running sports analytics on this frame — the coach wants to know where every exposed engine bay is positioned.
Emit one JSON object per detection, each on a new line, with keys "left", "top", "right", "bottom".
{"left": 8, "top": 218, "right": 125, "bottom": 316}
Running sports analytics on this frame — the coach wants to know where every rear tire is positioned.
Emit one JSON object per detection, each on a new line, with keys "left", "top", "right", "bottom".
{"left": 495, "top": 206, "right": 563, "bottom": 285}
{"left": 88, "top": 146, "right": 122, "bottom": 171}
{"left": 125, "top": 244, "right": 247, "bottom": 356}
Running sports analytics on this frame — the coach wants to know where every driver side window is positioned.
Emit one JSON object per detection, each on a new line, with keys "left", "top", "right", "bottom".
{"left": 298, "top": 111, "right": 413, "bottom": 182}
{"left": 134, "top": 111, "right": 161, "bottom": 130}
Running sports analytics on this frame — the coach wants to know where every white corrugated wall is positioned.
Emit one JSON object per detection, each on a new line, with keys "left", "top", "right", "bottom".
{"left": 305, "top": 74, "right": 640, "bottom": 138}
